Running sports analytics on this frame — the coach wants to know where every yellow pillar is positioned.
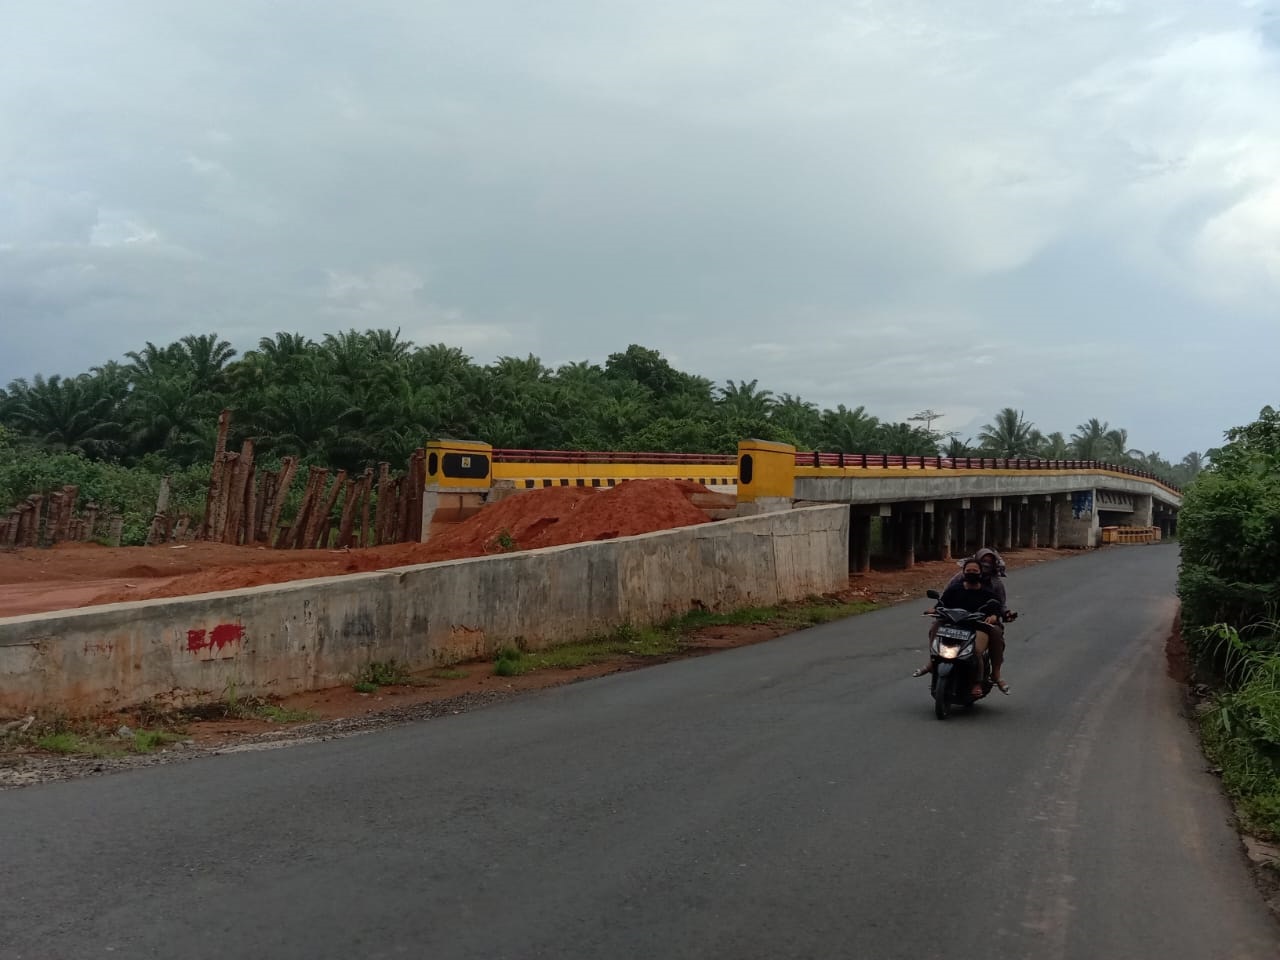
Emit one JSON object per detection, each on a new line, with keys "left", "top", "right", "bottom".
{"left": 736, "top": 439, "right": 796, "bottom": 503}
{"left": 425, "top": 440, "right": 493, "bottom": 490}
{"left": 422, "top": 440, "right": 493, "bottom": 541}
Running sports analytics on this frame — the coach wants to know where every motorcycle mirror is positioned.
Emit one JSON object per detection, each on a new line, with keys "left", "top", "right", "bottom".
{"left": 926, "top": 589, "right": 941, "bottom": 600}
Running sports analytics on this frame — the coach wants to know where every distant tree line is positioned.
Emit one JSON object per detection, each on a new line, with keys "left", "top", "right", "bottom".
{"left": 0, "top": 331, "right": 1202, "bottom": 488}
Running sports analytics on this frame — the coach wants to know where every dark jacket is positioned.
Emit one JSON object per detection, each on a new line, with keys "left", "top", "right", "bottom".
{"left": 939, "top": 582, "right": 1002, "bottom": 615}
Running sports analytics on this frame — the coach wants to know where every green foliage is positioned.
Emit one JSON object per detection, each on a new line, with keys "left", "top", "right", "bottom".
{"left": 1198, "top": 624, "right": 1280, "bottom": 838}
{"left": 2, "top": 332, "right": 1198, "bottom": 507}
{"left": 355, "top": 659, "right": 412, "bottom": 687}
{"left": 0, "top": 445, "right": 209, "bottom": 544}
{"left": 1178, "top": 405, "right": 1280, "bottom": 658}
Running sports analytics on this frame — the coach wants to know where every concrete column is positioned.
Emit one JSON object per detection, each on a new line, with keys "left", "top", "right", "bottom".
{"left": 1131, "top": 494, "right": 1154, "bottom": 528}
{"left": 977, "top": 512, "right": 988, "bottom": 553}
{"left": 940, "top": 510, "right": 954, "bottom": 562}
{"left": 1056, "top": 489, "right": 1099, "bottom": 548}
{"left": 1027, "top": 501, "right": 1042, "bottom": 549}
{"left": 1001, "top": 504, "right": 1015, "bottom": 551}
{"left": 901, "top": 513, "right": 917, "bottom": 569}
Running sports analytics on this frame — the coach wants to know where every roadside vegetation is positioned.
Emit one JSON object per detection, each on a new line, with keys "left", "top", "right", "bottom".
{"left": 1, "top": 334, "right": 1202, "bottom": 543}
{"left": 1177, "top": 405, "right": 1280, "bottom": 838}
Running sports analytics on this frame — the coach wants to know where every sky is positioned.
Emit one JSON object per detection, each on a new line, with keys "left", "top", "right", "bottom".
{"left": 2, "top": 1, "right": 1278, "bottom": 459}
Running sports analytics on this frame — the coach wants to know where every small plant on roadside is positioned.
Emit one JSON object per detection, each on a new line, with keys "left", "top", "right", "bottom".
{"left": 132, "top": 729, "right": 181, "bottom": 753}
{"left": 493, "top": 528, "right": 517, "bottom": 552}
{"left": 494, "top": 645, "right": 525, "bottom": 676}
{"left": 258, "top": 705, "right": 316, "bottom": 724}
{"left": 433, "top": 668, "right": 468, "bottom": 680}
{"left": 351, "top": 659, "right": 412, "bottom": 691}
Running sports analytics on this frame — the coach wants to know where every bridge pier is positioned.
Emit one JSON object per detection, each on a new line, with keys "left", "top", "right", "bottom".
{"left": 939, "top": 508, "right": 954, "bottom": 562}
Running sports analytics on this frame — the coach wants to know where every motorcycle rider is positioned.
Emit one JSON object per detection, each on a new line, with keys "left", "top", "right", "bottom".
{"left": 945, "top": 546, "right": 1007, "bottom": 610}
{"left": 912, "top": 558, "right": 1008, "bottom": 697}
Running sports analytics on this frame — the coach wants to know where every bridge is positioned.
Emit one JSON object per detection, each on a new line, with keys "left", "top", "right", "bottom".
{"left": 422, "top": 438, "right": 1182, "bottom": 571}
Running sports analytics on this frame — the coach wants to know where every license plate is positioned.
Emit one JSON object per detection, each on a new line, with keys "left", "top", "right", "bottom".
{"left": 937, "top": 626, "right": 972, "bottom": 641}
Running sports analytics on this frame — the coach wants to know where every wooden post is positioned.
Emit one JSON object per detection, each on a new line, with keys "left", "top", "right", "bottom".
{"left": 310, "top": 469, "right": 347, "bottom": 549}
{"left": 266, "top": 457, "right": 299, "bottom": 547}
{"left": 358, "top": 468, "right": 374, "bottom": 547}
{"left": 252, "top": 471, "right": 275, "bottom": 545}
{"left": 223, "top": 441, "right": 254, "bottom": 545}
{"left": 82, "top": 502, "right": 100, "bottom": 541}
{"left": 336, "top": 478, "right": 359, "bottom": 548}
{"left": 293, "top": 467, "right": 328, "bottom": 550}
{"left": 26, "top": 495, "right": 44, "bottom": 547}
{"left": 241, "top": 443, "right": 257, "bottom": 546}
{"left": 146, "top": 476, "right": 173, "bottom": 545}
{"left": 201, "top": 409, "right": 233, "bottom": 539}
{"left": 373, "top": 462, "right": 391, "bottom": 546}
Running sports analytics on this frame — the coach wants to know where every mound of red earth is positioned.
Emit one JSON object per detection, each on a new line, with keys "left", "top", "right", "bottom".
{"left": 86, "top": 479, "right": 725, "bottom": 606}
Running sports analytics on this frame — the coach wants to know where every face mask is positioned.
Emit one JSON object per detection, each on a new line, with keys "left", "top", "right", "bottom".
{"left": 963, "top": 572, "right": 982, "bottom": 584}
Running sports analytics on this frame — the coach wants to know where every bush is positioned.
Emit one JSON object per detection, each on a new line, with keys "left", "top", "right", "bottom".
{"left": 1177, "top": 405, "right": 1280, "bottom": 665}
{"left": 0, "top": 447, "right": 209, "bottom": 545}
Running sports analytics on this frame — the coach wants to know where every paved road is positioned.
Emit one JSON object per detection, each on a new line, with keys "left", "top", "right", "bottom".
{"left": 2, "top": 546, "right": 1275, "bottom": 959}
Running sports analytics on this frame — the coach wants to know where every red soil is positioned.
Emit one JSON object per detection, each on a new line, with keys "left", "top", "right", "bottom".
{"left": 9, "top": 479, "right": 715, "bottom": 611}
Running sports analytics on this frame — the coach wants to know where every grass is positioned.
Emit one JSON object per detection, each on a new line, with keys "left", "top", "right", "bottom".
{"left": 28, "top": 724, "right": 182, "bottom": 758}
{"left": 354, "top": 659, "right": 412, "bottom": 690}
{"left": 1197, "top": 622, "right": 1280, "bottom": 840}
{"left": 492, "top": 597, "right": 877, "bottom": 677}
{"left": 433, "top": 668, "right": 469, "bottom": 680}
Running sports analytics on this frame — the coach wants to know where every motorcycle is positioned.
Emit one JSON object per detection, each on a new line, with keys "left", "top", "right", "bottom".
{"left": 923, "top": 589, "right": 1006, "bottom": 720}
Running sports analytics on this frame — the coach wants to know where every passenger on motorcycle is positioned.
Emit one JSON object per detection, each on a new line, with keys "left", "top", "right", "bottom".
{"left": 913, "top": 558, "right": 1008, "bottom": 697}
{"left": 945, "top": 546, "right": 1008, "bottom": 611}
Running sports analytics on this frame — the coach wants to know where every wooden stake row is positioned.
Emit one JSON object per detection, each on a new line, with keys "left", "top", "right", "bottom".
{"left": 195, "top": 410, "right": 426, "bottom": 549}
{"left": 0, "top": 487, "right": 121, "bottom": 549}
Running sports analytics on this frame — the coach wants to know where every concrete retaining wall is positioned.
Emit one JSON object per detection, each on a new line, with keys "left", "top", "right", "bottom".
{"left": 0, "top": 505, "right": 849, "bottom": 717}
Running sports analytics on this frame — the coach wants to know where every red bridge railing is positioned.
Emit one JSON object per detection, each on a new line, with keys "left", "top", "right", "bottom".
{"left": 794, "top": 452, "right": 1181, "bottom": 494}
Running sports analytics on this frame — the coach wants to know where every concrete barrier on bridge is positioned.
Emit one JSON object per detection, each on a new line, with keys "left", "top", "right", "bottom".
{"left": 0, "top": 504, "right": 849, "bottom": 717}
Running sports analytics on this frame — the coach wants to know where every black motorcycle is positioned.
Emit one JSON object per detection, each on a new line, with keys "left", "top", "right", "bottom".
{"left": 923, "top": 589, "right": 1004, "bottom": 720}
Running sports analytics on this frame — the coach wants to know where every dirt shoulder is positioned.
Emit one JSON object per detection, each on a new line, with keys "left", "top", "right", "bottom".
{"left": 0, "top": 546, "right": 1079, "bottom": 789}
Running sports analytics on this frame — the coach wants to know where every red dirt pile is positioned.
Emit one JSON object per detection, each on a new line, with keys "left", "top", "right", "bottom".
{"left": 85, "top": 479, "right": 716, "bottom": 606}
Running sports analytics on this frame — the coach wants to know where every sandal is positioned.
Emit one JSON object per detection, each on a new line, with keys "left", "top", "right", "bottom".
{"left": 994, "top": 679, "right": 1010, "bottom": 695}
{"left": 971, "top": 684, "right": 985, "bottom": 699}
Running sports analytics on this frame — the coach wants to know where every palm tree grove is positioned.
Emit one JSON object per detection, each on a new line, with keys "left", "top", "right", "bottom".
{"left": 0, "top": 330, "right": 1203, "bottom": 543}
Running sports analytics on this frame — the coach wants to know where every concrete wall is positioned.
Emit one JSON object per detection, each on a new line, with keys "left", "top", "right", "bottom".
{"left": 1055, "top": 491, "right": 1099, "bottom": 548}
{"left": 0, "top": 505, "right": 849, "bottom": 717}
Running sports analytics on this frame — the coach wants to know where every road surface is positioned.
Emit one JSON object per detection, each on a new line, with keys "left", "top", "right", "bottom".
{"left": 2, "top": 545, "right": 1275, "bottom": 959}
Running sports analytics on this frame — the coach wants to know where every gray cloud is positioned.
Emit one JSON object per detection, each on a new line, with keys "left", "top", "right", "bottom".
{"left": 2, "top": 0, "right": 1278, "bottom": 456}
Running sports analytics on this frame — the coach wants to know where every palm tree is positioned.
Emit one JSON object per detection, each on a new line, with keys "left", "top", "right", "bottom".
{"left": 820, "top": 404, "right": 880, "bottom": 452}
{"left": 1037, "top": 431, "right": 1070, "bottom": 459}
{"left": 876, "top": 422, "right": 938, "bottom": 456}
{"left": 3, "top": 374, "right": 123, "bottom": 458}
{"left": 771, "top": 394, "right": 822, "bottom": 447}
{"left": 1070, "top": 418, "right": 1111, "bottom": 460}
{"left": 717, "top": 379, "right": 775, "bottom": 420}
{"left": 978, "top": 408, "right": 1036, "bottom": 457}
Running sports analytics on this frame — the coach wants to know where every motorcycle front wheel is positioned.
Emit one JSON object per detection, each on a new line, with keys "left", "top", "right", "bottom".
{"left": 934, "top": 672, "right": 951, "bottom": 720}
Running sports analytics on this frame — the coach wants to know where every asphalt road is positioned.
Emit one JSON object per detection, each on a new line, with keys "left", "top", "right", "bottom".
{"left": 2, "top": 545, "right": 1275, "bottom": 959}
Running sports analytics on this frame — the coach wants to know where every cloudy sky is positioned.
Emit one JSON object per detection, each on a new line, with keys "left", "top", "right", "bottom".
{"left": 2, "top": 1, "right": 1278, "bottom": 458}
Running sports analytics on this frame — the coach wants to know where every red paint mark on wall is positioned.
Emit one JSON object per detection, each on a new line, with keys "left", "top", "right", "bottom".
{"left": 186, "top": 624, "right": 244, "bottom": 653}
{"left": 210, "top": 623, "right": 245, "bottom": 650}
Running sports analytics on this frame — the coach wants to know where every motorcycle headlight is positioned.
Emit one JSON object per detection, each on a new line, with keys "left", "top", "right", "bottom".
{"left": 937, "top": 643, "right": 962, "bottom": 660}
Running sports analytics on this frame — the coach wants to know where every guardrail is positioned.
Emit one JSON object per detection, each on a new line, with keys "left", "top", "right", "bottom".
{"left": 794, "top": 451, "right": 1181, "bottom": 495}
